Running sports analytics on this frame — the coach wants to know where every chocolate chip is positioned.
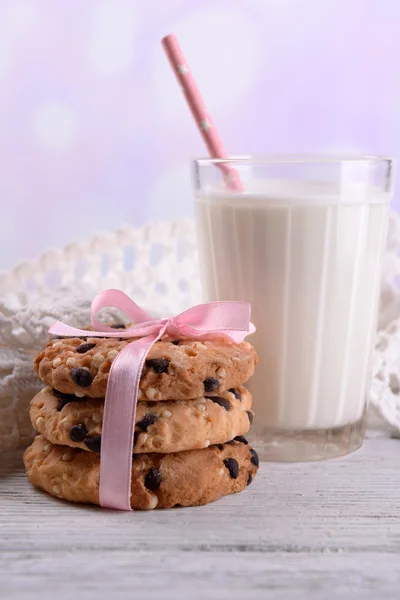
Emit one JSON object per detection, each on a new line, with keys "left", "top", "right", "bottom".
{"left": 203, "top": 378, "right": 220, "bottom": 393}
{"left": 111, "top": 323, "right": 126, "bottom": 329}
{"left": 53, "top": 389, "right": 83, "bottom": 411}
{"left": 247, "top": 472, "right": 253, "bottom": 486}
{"left": 57, "top": 397, "right": 71, "bottom": 411}
{"left": 71, "top": 367, "right": 93, "bottom": 387}
{"left": 246, "top": 411, "right": 254, "bottom": 424}
{"left": 84, "top": 435, "right": 101, "bottom": 453}
{"left": 229, "top": 388, "right": 241, "bottom": 401}
{"left": 250, "top": 449, "right": 259, "bottom": 467}
{"left": 144, "top": 467, "right": 162, "bottom": 491}
{"left": 206, "top": 396, "right": 231, "bottom": 411}
{"left": 223, "top": 458, "right": 239, "bottom": 479}
{"left": 145, "top": 358, "right": 170, "bottom": 374}
{"left": 69, "top": 424, "right": 88, "bottom": 442}
{"left": 76, "top": 343, "right": 97, "bottom": 354}
{"left": 234, "top": 436, "right": 248, "bottom": 445}
{"left": 55, "top": 336, "right": 87, "bottom": 341}
{"left": 136, "top": 413, "right": 158, "bottom": 432}
{"left": 226, "top": 440, "right": 236, "bottom": 446}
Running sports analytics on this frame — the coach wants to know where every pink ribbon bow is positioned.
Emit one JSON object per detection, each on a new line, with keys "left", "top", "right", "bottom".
{"left": 49, "top": 289, "right": 255, "bottom": 511}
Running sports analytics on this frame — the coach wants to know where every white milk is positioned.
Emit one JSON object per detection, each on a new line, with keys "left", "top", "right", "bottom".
{"left": 196, "top": 180, "right": 390, "bottom": 431}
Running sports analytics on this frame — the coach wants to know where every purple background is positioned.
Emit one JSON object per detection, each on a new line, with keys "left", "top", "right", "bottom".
{"left": 0, "top": 0, "right": 398, "bottom": 270}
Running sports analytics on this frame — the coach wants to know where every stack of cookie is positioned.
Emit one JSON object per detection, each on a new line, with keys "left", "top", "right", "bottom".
{"left": 24, "top": 329, "right": 259, "bottom": 510}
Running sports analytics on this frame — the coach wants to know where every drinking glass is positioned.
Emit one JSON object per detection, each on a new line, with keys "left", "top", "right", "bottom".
{"left": 193, "top": 155, "right": 393, "bottom": 461}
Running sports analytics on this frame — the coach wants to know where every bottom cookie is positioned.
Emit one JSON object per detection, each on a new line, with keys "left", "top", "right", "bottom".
{"left": 24, "top": 435, "right": 259, "bottom": 510}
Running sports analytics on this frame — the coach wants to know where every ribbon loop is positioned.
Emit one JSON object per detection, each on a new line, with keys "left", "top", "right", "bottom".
{"left": 48, "top": 290, "right": 255, "bottom": 511}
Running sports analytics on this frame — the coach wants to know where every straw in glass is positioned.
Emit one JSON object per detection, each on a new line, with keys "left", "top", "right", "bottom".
{"left": 161, "top": 33, "right": 243, "bottom": 192}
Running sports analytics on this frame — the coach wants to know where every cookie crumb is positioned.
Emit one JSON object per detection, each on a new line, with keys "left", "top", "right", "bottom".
{"left": 35, "top": 417, "right": 45, "bottom": 429}
{"left": 193, "top": 342, "right": 208, "bottom": 350}
{"left": 148, "top": 494, "right": 158, "bottom": 509}
{"left": 137, "top": 433, "right": 149, "bottom": 445}
{"left": 92, "top": 353, "right": 105, "bottom": 368}
{"left": 145, "top": 387, "right": 158, "bottom": 400}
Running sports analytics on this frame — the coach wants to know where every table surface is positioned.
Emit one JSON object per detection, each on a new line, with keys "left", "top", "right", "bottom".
{"left": 1, "top": 438, "right": 399, "bottom": 600}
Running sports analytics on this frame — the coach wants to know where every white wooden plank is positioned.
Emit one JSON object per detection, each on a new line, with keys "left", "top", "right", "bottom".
{"left": 1, "top": 439, "right": 400, "bottom": 600}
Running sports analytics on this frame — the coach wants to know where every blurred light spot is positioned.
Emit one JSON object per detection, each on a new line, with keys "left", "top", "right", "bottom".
{"left": 5, "top": 1, "right": 38, "bottom": 38}
{"left": 251, "top": 0, "right": 298, "bottom": 6}
{"left": 142, "top": 0, "right": 188, "bottom": 19}
{"left": 33, "top": 103, "right": 78, "bottom": 151}
{"left": 148, "top": 163, "right": 193, "bottom": 221}
{"left": 0, "top": 41, "right": 10, "bottom": 78}
{"left": 88, "top": 0, "right": 137, "bottom": 75}
{"left": 154, "top": 8, "right": 258, "bottom": 119}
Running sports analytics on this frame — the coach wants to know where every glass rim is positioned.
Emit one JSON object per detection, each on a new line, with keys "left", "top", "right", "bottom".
{"left": 193, "top": 153, "right": 393, "bottom": 167}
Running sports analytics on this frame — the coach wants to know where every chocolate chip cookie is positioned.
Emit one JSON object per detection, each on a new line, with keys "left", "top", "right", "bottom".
{"left": 34, "top": 336, "right": 258, "bottom": 400}
{"left": 24, "top": 435, "right": 259, "bottom": 510}
{"left": 31, "top": 387, "right": 254, "bottom": 454}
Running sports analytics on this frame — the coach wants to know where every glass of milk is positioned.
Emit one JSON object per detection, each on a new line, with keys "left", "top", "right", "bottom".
{"left": 193, "top": 155, "right": 393, "bottom": 461}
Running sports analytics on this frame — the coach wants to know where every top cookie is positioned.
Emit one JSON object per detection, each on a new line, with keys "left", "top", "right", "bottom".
{"left": 34, "top": 334, "right": 258, "bottom": 400}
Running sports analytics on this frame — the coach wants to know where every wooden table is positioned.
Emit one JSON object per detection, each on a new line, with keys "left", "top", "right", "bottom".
{"left": 1, "top": 438, "right": 399, "bottom": 600}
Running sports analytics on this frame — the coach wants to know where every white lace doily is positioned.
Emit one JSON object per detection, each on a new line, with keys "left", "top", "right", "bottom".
{"left": 1, "top": 216, "right": 400, "bottom": 451}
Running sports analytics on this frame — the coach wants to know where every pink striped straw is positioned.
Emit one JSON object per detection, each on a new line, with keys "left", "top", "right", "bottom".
{"left": 161, "top": 33, "right": 243, "bottom": 192}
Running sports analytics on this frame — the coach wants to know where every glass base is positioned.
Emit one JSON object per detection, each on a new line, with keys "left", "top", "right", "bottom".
{"left": 247, "top": 414, "right": 366, "bottom": 462}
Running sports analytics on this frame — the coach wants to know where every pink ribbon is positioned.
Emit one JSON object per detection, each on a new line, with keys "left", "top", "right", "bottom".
{"left": 49, "top": 289, "right": 255, "bottom": 511}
